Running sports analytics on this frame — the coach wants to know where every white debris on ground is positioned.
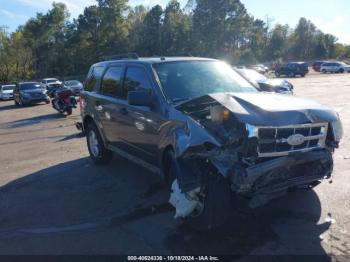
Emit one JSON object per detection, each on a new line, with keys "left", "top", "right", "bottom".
{"left": 325, "top": 214, "right": 336, "bottom": 224}
{"left": 169, "top": 180, "right": 202, "bottom": 219}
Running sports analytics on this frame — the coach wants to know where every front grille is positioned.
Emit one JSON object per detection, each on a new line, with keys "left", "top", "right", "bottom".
{"left": 31, "top": 93, "right": 43, "bottom": 97}
{"left": 256, "top": 123, "right": 328, "bottom": 157}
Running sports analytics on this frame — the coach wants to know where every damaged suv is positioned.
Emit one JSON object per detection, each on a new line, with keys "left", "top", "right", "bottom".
{"left": 80, "top": 57, "right": 343, "bottom": 230}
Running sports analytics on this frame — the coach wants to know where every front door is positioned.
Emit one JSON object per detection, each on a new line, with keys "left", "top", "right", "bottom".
{"left": 116, "top": 65, "right": 161, "bottom": 165}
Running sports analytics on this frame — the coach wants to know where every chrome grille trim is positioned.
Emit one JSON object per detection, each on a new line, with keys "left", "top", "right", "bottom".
{"left": 247, "top": 123, "right": 328, "bottom": 158}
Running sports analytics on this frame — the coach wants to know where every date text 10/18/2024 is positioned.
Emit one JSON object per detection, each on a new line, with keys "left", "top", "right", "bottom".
{"left": 128, "top": 256, "right": 220, "bottom": 261}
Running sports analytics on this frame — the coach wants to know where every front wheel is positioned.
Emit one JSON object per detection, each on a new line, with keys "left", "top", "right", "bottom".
{"left": 19, "top": 97, "right": 25, "bottom": 106}
{"left": 167, "top": 152, "right": 233, "bottom": 231}
{"left": 339, "top": 68, "right": 344, "bottom": 73}
{"left": 86, "top": 123, "right": 113, "bottom": 165}
{"left": 66, "top": 108, "right": 72, "bottom": 116}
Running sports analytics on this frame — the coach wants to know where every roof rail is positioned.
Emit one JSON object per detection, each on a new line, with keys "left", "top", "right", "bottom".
{"left": 103, "top": 53, "right": 139, "bottom": 61}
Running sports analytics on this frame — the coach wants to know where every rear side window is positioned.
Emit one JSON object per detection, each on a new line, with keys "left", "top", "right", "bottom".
{"left": 101, "top": 66, "right": 124, "bottom": 97}
{"left": 124, "top": 67, "right": 152, "bottom": 97}
{"left": 85, "top": 66, "right": 104, "bottom": 92}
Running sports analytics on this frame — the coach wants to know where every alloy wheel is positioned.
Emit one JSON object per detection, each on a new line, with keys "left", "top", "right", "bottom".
{"left": 88, "top": 130, "right": 99, "bottom": 157}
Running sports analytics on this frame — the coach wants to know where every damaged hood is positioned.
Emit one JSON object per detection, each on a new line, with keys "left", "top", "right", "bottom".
{"left": 179, "top": 92, "right": 338, "bottom": 126}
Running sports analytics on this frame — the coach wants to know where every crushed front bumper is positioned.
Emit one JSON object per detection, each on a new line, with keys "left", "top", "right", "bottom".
{"left": 230, "top": 149, "right": 333, "bottom": 198}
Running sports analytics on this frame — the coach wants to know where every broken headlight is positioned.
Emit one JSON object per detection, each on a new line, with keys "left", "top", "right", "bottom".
{"left": 331, "top": 116, "right": 343, "bottom": 142}
{"left": 210, "top": 105, "right": 230, "bottom": 123}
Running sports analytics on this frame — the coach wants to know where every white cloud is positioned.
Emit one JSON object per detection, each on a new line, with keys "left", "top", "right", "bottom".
{"left": 17, "top": 0, "right": 95, "bottom": 18}
{"left": 0, "top": 8, "right": 15, "bottom": 18}
{"left": 311, "top": 15, "right": 350, "bottom": 44}
{"left": 0, "top": 8, "right": 29, "bottom": 20}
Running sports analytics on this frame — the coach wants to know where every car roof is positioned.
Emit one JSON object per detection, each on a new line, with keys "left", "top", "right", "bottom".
{"left": 1, "top": 84, "right": 15, "bottom": 87}
{"left": 288, "top": 62, "right": 307, "bottom": 64}
{"left": 19, "top": 82, "right": 40, "bottom": 84}
{"left": 92, "top": 57, "right": 217, "bottom": 67}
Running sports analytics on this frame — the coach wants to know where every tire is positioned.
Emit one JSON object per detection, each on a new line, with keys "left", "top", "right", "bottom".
{"left": 301, "top": 73, "right": 306, "bottom": 77}
{"left": 166, "top": 151, "right": 232, "bottom": 232}
{"left": 86, "top": 122, "right": 112, "bottom": 165}
{"left": 275, "top": 72, "right": 280, "bottom": 77}
{"left": 322, "top": 69, "right": 327, "bottom": 74}
{"left": 19, "top": 97, "right": 24, "bottom": 106}
{"left": 14, "top": 99, "right": 19, "bottom": 106}
{"left": 289, "top": 72, "right": 295, "bottom": 77}
{"left": 339, "top": 68, "right": 344, "bottom": 73}
{"left": 66, "top": 108, "right": 72, "bottom": 116}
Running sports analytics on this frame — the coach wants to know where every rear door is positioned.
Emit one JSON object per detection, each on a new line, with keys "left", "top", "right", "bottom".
{"left": 95, "top": 64, "right": 126, "bottom": 144}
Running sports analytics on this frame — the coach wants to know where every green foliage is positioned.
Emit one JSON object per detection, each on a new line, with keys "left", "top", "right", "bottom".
{"left": 1, "top": 0, "right": 350, "bottom": 83}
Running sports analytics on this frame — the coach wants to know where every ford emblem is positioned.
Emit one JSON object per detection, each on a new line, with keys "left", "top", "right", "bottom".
{"left": 287, "top": 134, "right": 306, "bottom": 146}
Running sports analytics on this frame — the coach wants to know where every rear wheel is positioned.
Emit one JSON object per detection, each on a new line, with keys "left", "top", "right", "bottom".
{"left": 339, "top": 68, "right": 344, "bottom": 73}
{"left": 289, "top": 72, "right": 295, "bottom": 77}
{"left": 14, "top": 99, "right": 19, "bottom": 106}
{"left": 66, "top": 108, "right": 72, "bottom": 116}
{"left": 322, "top": 69, "right": 327, "bottom": 73}
{"left": 166, "top": 151, "right": 232, "bottom": 232}
{"left": 275, "top": 72, "right": 280, "bottom": 77}
{"left": 86, "top": 122, "right": 112, "bottom": 165}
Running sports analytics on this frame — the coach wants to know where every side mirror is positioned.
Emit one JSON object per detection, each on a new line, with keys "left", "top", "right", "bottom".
{"left": 128, "top": 90, "right": 154, "bottom": 107}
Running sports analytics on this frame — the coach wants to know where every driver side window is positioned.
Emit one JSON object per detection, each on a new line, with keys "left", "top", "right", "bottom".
{"left": 124, "top": 67, "right": 152, "bottom": 98}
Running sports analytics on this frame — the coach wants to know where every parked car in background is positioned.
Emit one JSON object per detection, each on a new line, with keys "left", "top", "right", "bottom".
{"left": 0, "top": 84, "right": 15, "bottom": 100}
{"left": 14, "top": 82, "right": 50, "bottom": 106}
{"left": 312, "top": 61, "right": 328, "bottom": 72}
{"left": 41, "top": 78, "right": 62, "bottom": 91}
{"left": 249, "top": 64, "right": 269, "bottom": 74}
{"left": 320, "top": 62, "right": 350, "bottom": 73}
{"left": 79, "top": 56, "right": 342, "bottom": 230}
{"left": 275, "top": 62, "right": 309, "bottom": 77}
{"left": 237, "top": 68, "right": 293, "bottom": 95}
{"left": 64, "top": 80, "right": 84, "bottom": 95}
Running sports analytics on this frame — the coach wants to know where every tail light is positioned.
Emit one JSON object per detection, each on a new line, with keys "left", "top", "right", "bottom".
{"left": 79, "top": 95, "right": 84, "bottom": 112}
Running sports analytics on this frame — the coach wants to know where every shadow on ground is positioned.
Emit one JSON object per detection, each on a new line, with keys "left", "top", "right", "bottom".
{"left": 0, "top": 156, "right": 331, "bottom": 257}
{"left": 0, "top": 113, "right": 66, "bottom": 129}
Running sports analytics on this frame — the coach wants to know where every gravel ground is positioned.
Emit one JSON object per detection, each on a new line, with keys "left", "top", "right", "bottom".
{"left": 0, "top": 72, "right": 349, "bottom": 258}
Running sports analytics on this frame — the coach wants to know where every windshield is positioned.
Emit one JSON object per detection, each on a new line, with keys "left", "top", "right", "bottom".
{"left": 65, "top": 80, "right": 80, "bottom": 86}
{"left": 153, "top": 61, "right": 257, "bottom": 102}
{"left": 238, "top": 69, "right": 267, "bottom": 82}
{"left": 47, "top": 79, "right": 58, "bottom": 83}
{"left": 2, "top": 85, "right": 15, "bottom": 91}
{"left": 20, "top": 83, "right": 42, "bottom": 90}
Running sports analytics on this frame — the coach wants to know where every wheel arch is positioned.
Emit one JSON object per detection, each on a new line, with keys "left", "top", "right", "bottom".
{"left": 83, "top": 114, "right": 107, "bottom": 145}
{"left": 160, "top": 145, "right": 175, "bottom": 183}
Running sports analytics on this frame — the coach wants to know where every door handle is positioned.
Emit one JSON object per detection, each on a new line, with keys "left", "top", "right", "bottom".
{"left": 120, "top": 108, "right": 128, "bottom": 115}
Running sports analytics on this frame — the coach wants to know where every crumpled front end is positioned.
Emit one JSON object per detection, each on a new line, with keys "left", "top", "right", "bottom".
{"left": 167, "top": 93, "right": 341, "bottom": 217}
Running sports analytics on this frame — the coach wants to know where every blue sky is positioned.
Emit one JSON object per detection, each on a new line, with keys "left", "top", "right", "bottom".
{"left": 1, "top": 0, "right": 349, "bottom": 44}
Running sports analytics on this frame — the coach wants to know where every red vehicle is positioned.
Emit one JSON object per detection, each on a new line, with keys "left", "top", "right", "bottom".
{"left": 47, "top": 86, "right": 77, "bottom": 115}
{"left": 312, "top": 61, "right": 328, "bottom": 72}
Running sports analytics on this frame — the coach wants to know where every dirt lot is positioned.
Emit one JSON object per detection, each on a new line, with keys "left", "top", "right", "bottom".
{"left": 0, "top": 73, "right": 349, "bottom": 257}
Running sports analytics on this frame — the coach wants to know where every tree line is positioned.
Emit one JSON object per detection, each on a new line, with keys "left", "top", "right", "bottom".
{"left": 1, "top": 0, "right": 350, "bottom": 83}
